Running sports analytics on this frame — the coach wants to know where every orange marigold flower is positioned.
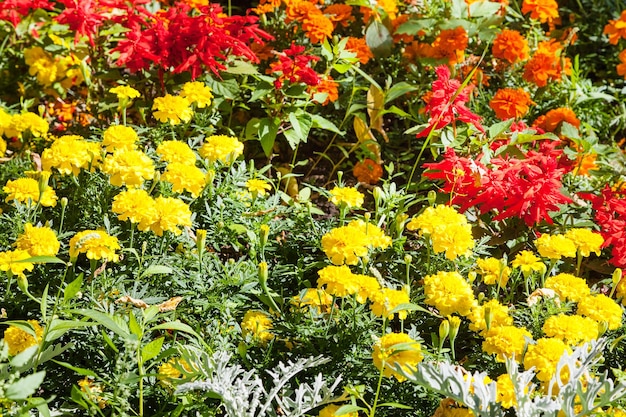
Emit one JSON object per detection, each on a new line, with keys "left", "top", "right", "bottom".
{"left": 534, "top": 108, "right": 580, "bottom": 132}
{"left": 523, "top": 53, "right": 560, "bottom": 87}
{"left": 353, "top": 158, "right": 383, "bottom": 184}
{"left": 311, "top": 76, "right": 339, "bottom": 105}
{"left": 303, "top": 12, "right": 334, "bottom": 44}
{"left": 253, "top": 0, "right": 281, "bottom": 14}
{"left": 573, "top": 152, "right": 597, "bottom": 176}
{"left": 324, "top": 4, "right": 354, "bottom": 28}
{"left": 432, "top": 27, "right": 468, "bottom": 64}
{"left": 604, "top": 10, "right": 626, "bottom": 45}
{"left": 346, "top": 37, "right": 374, "bottom": 65}
{"left": 492, "top": 29, "right": 530, "bottom": 64}
{"left": 402, "top": 41, "right": 435, "bottom": 61}
{"left": 489, "top": 88, "right": 534, "bottom": 120}
{"left": 521, "top": 0, "right": 559, "bottom": 23}
{"left": 286, "top": 0, "right": 319, "bottom": 23}
{"left": 617, "top": 49, "right": 626, "bottom": 78}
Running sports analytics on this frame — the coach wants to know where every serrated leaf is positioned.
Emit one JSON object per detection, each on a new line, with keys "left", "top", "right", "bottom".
{"left": 395, "top": 19, "right": 436, "bottom": 35}
{"left": 560, "top": 121, "right": 580, "bottom": 140}
{"left": 46, "top": 319, "right": 92, "bottom": 342}
{"left": 5, "top": 371, "right": 45, "bottom": 400}
{"left": 288, "top": 112, "right": 313, "bottom": 143}
{"left": 142, "top": 337, "right": 164, "bottom": 362}
{"left": 468, "top": 0, "right": 502, "bottom": 17}
{"left": 64, "top": 274, "right": 83, "bottom": 303}
{"left": 129, "top": 310, "right": 142, "bottom": 337}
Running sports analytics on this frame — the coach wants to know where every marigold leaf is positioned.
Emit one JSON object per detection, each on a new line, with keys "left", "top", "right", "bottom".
{"left": 5, "top": 370, "right": 45, "bottom": 400}
{"left": 142, "top": 337, "right": 164, "bottom": 362}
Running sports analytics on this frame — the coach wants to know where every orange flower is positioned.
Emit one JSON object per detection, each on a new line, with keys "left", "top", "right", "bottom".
{"left": 311, "top": 76, "right": 339, "bottom": 105}
{"left": 353, "top": 159, "right": 383, "bottom": 184}
{"left": 574, "top": 152, "right": 597, "bottom": 176}
{"left": 402, "top": 41, "right": 435, "bottom": 61}
{"left": 489, "top": 88, "right": 534, "bottom": 120}
{"left": 253, "top": 0, "right": 281, "bottom": 15}
{"left": 617, "top": 49, "right": 626, "bottom": 78}
{"left": 492, "top": 29, "right": 530, "bottom": 64}
{"left": 303, "top": 12, "right": 334, "bottom": 43}
{"left": 533, "top": 108, "right": 580, "bottom": 132}
{"left": 604, "top": 10, "right": 626, "bottom": 45}
{"left": 523, "top": 41, "right": 569, "bottom": 87}
{"left": 432, "top": 27, "right": 468, "bottom": 64}
{"left": 286, "top": 0, "right": 319, "bottom": 23}
{"left": 360, "top": 0, "right": 398, "bottom": 22}
{"left": 324, "top": 4, "right": 354, "bottom": 28}
{"left": 346, "top": 37, "right": 374, "bottom": 65}
{"left": 521, "top": 0, "right": 559, "bottom": 23}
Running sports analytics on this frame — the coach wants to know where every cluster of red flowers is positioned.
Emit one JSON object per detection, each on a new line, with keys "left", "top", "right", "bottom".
{"left": 423, "top": 142, "right": 572, "bottom": 227}
{"left": 580, "top": 186, "right": 626, "bottom": 267}
{"left": 269, "top": 43, "right": 320, "bottom": 89}
{"left": 0, "top": 0, "right": 272, "bottom": 79}
{"left": 417, "top": 65, "right": 484, "bottom": 138}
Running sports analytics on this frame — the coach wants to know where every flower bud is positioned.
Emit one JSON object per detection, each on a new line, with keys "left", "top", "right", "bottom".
{"left": 612, "top": 268, "right": 623, "bottom": 287}
{"left": 439, "top": 319, "right": 450, "bottom": 344}
{"left": 484, "top": 305, "right": 493, "bottom": 331}
{"left": 259, "top": 224, "right": 270, "bottom": 248}
{"left": 448, "top": 316, "right": 461, "bottom": 345}
{"left": 259, "top": 261, "right": 269, "bottom": 286}
{"left": 427, "top": 190, "right": 437, "bottom": 206}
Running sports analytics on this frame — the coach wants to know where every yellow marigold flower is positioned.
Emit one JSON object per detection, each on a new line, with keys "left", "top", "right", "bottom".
{"left": 3, "top": 320, "right": 43, "bottom": 355}
{"left": 0, "top": 137, "right": 6, "bottom": 156}
{"left": 535, "top": 234, "right": 576, "bottom": 260}
{"left": 431, "top": 398, "right": 474, "bottom": 417}
{"left": 199, "top": 135, "right": 244, "bottom": 164}
{"left": 42, "top": 135, "right": 101, "bottom": 176}
{"left": 241, "top": 310, "right": 274, "bottom": 345}
{"left": 3, "top": 177, "right": 57, "bottom": 207}
{"left": 523, "top": 337, "right": 571, "bottom": 382}
{"left": 24, "top": 46, "right": 56, "bottom": 86}
{"left": 511, "top": 250, "right": 546, "bottom": 276}
{"left": 7, "top": 112, "right": 48, "bottom": 138}
{"left": 329, "top": 186, "right": 364, "bottom": 209}
{"left": 468, "top": 299, "right": 513, "bottom": 334}
{"left": 496, "top": 374, "right": 520, "bottom": 409}
{"left": 544, "top": 273, "right": 590, "bottom": 303}
{"left": 157, "top": 357, "right": 191, "bottom": 381}
{"left": 577, "top": 294, "right": 623, "bottom": 331}
{"left": 542, "top": 314, "right": 599, "bottom": 346}
{"left": 407, "top": 205, "right": 474, "bottom": 260}
{"left": 372, "top": 332, "right": 423, "bottom": 382}
{"left": 476, "top": 257, "right": 510, "bottom": 287}
{"left": 246, "top": 178, "right": 272, "bottom": 197}
{"left": 482, "top": 325, "right": 532, "bottom": 362}
{"left": 317, "top": 265, "right": 360, "bottom": 297}
{"left": 291, "top": 288, "right": 333, "bottom": 313}
{"left": 424, "top": 271, "right": 477, "bottom": 317}
{"left": 521, "top": 0, "right": 559, "bottom": 23}
{"left": 318, "top": 404, "right": 358, "bottom": 417}
{"left": 145, "top": 196, "right": 192, "bottom": 236}
{"left": 110, "top": 85, "right": 140, "bottom": 100}
{"left": 180, "top": 81, "right": 213, "bottom": 108}
{"left": 16, "top": 223, "right": 60, "bottom": 257}
{"left": 102, "top": 149, "right": 155, "bottom": 187}
{"left": 69, "top": 230, "right": 120, "bottom": 262}
{"left": 0, "top": 108, "right": 12, "bottom": 137}
{"left": 112, "top": 189, "right": 157, "bottom": 225}
{"left": 563, "top": 229, "right": 604, "bottom": 257}
{"left": 78, "top": 377, "right": 106, "bottom": 409}
{"left": 152, "top": 94, "right": 193, "bottom": 125}
{"left": 0, "top": 249, "right": 34, "bottom": 278}
{"left": 156, "top": 140, "right": 197, "bottom": 165}
{"left": 370, "top": 288, "right": 410, "bottom": 320}
{"left": 162, "top": 162, "right": 207, "bottom": 197}
{"left": 102, "top": 125, "right": 139, "bottom": 153}
{"left": 321, "top": 220, "right": 391, "bottom": 265}
{"left": 353, "top": 273, "right": 381, "bottom": 303}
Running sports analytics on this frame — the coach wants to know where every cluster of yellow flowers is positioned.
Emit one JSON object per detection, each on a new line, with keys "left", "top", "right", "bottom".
{"left": 152, "top": 81, "right": 213, "bottom": 125}
{"left": 321, "top": 219, "right": 392, "bottom": 265}
{"left": 535, "top": 228, "right": 604, "bottom": 260}
{"left": 240, "top": 310, "right": 274, "bottom": 345}
{"left": 2, "top": 320, "right": 44, "bottom": 356}
{"left": 24, "top": 46, "right": 84, "bottom": 89}
{"left": 0, "top": 108, "right": 49, "bottom": 152}
{"left": 406, "top": 205, "right": 474, "bottom": 260}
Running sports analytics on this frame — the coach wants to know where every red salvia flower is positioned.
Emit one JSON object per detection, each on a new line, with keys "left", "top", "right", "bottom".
{"left": 0, "top": 0, "right": 54, "bottom": 27}
{"left": 417, "top": 65, "right": 484, "bottom": 138}
{"left": 55, "top": 0, "right": 106, "bottom": 46}
{"left": 269, "top": 43, "right": 320, "bottom": 89}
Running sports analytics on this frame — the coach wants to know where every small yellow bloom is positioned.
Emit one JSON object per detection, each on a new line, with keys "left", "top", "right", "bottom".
{"left": 241, "top": 310, "right": 274, "bottom": 345}
{"left": 329, "top": 186, "right": 364, "bottom": 209}
{"left": 535, "top": 234, "right": 576, "bottom": 259}
{"left": 318, "top": 404, "right": 358, "bottom": 417}
{"left": 372, "top": 332, "right": 423, "bottom": 382}
{"left": 69, "top": 230, "right": 120, "bottom": 262}
{"left": 246, "top": 178, "right": 272, "bottom": 197}
{"left": 199, "top": 135, "right": 244, "bottom": 164}
{"left": 180, "top": 81, "right": 213, "bottom": 108}
{"left": 110, "top": 85, "right": 140, "bottom": 100}
{"left": 511, "top": 250, "right": 546, "bottom": 276}
{"left": 3, "top": 320, "right": 43, "bottom": 355}
{"left": 16, "top": 223, "right": 60, "bottom": 257}
{"left": 563, "top": 228, "right": 604, "bottom": 257}
{"left": 152, "top": 94, "right": 193, "bottom": 125}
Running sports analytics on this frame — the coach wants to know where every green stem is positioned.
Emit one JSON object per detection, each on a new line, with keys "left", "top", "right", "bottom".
{"left": 370, "top": 359, "right": 386, "bottom": 417}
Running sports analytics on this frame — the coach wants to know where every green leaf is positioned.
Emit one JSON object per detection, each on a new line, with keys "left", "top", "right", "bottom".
{"left": 395, "top": 19, "right": 436, "bottom": 36}
{"left": 46, "top": 319, "right": 92, "bottom": 342}
{"left": 63, "top": 274, "right": 83, "bottom": 303}
{"left": 560, "top": 121, "right": 580, "bottom": 140}
{"left": 73, "top": 309, "right": 130, "bottom": 339}
{"left": 258, "top": 117, "right": 280, "bottom": 157}
{"left": 310, "top": 114, "right": 344, "bottom": 135}
{"left": 332, "top": 62, "right": 353, "bottom": 74}
{"left": 388, "top": 302, "right": 434, "bottom": 316}
{"left": 5, "top": 371, "right": 45, "bottom": 400}
{"left": 366, "top": 19, "right": 393, "bottom": 58}
{"left": 336, "top": 405, "right": 367, "bottom": 415}
{"left": 15, "top": 256, "right": 66, "bottom": 264}
{"left": 129, "top": 310, "right": 142, "bottom": 338}
{"left": 488, "top": 119, "right": 513, "bottom": 140}
{"left": 225, "top": 60, "right": 258, "bottom": 75}
{"left": 385, "top": 82, "right": 419, "bottom": 103}
{"left": 53, "top": 360, "right": 98, "bottom": 377}
{"left": 289, "top": 112, "right": 313, "bottom": 143}
{"left": 41, "top": 284, "right": 49, "bottom": 320}
{"left": 378, "top": 402, "right": 413, "bottom": 409}
{"left": 151, "top": 321, "right": 202, "bottom": 340}
{"left": 469, "top": 0, "right": 502, "bottom": 17}
{"left": 139, "top": 265, "right": 173, "bottom": 279}
{"left": 141, "top": 337, "right": 164, "bottom": 362}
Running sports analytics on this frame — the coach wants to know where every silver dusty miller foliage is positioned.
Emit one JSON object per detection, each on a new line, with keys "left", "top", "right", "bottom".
{"left": 395, "top": 338, "right": 626, "bottom": 417}
{"left": 174, "top": 347, "right": 341, "bottom": 417}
